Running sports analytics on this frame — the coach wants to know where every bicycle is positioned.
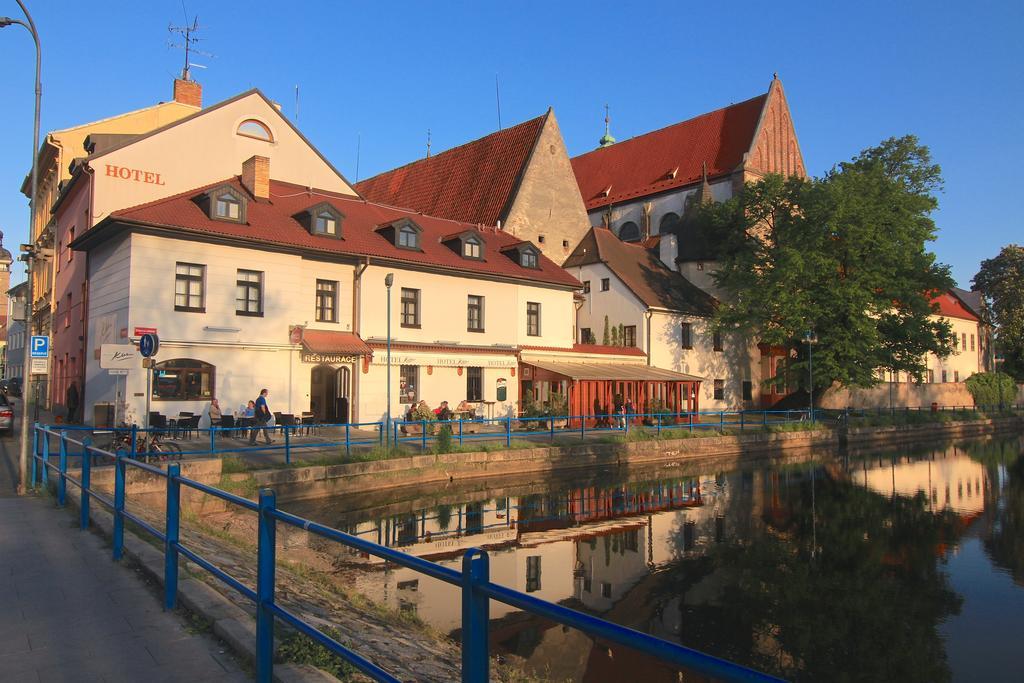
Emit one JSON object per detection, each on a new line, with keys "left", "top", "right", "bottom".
{"left": 109, "top": 426, "right": 183, "bottom": 461}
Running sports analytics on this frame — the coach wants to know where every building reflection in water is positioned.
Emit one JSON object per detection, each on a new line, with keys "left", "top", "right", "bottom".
{"left": 299, "top": 435, "right": 1022, "bottom": 682}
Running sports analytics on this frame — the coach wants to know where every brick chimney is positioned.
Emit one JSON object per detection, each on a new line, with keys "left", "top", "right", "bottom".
{"left": 173, "top": 78, "right": 202, "bottom": 108}
{"left": 241, "top": 156, "right": 270, "bottom": 200}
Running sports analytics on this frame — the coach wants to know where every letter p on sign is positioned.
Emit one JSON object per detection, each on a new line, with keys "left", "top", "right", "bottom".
{"left": 30, "top": 335, "right": 50, "bottom": 358}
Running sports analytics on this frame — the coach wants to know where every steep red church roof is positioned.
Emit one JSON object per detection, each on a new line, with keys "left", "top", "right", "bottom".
{"left": 355, "top": 113, "right": 548, "bottom": 226}
{"left": 932, "top": 291, "right": 979, "bottom": 322}
{"left": 571, "top": 93, "right": 767, "bottom": 210}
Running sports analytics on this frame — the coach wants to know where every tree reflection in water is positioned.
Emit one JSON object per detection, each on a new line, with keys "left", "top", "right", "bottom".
{"left": 654, "top": 468, "right": 964, "bottom": 682}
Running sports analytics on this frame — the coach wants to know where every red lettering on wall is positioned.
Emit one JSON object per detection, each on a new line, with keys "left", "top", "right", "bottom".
{"left": 105, "top": 165, "right": 167, "bottom": 186}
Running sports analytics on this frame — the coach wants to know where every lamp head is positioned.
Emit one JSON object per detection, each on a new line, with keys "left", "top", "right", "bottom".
{"left": 804, "top": 330, "right": 818, "bottom": 344}
{"left": 0, "top": 17, "right": 17, "bottom": 28}
{"left": 384, "top": 273, "right": 394, "bottom": 288}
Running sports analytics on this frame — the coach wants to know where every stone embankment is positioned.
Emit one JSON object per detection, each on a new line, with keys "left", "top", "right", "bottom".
{"left": 251, "top": 416, "right": 1024, "bottom": 503}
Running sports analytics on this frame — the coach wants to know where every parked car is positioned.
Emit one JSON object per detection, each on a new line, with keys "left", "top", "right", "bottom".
{"left": 0, "top": 394, "right": 14, "bottom": 434}
{"left": 2, "top": 377, "right": 22, "bottom": 397}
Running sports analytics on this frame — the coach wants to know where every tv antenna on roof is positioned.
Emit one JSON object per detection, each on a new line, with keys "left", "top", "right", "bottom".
{"left": 168, "top": 6, "right": 214, "bottom": 80}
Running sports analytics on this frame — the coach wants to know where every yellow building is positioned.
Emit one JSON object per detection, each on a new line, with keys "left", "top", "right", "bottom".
{"left": 19, "top": 78, "right": 201, "bottom": 405}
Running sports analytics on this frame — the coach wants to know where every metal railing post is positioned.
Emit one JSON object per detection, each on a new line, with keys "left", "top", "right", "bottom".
{"left": 581, "top": 414, "right": 586, "bottom": 441}
{"left": 549, "top": 416, "right": 555, "bottom": 443}
{"left": 210, "top": 426, "right": 217, "bottom": 455}
{"left": 31, "top": 424, "right": 39, "bottom": 486}
{"left": 345, "top": 423, "right": 351, "bottom": 457}
{"left": 58, "top": 430, "right": 68, "bottom": 507}
{"left": 421, "top": 420, "right": 427, "bottom": 451}
{"left": 131, "top": 424, "right": 138, "bottom": 459}
{"left": 720, "top": 411, "right": 724, "bottom": 432}
{"left": 256, "top": 489, "right": 277, "bottom": 683}
{"left": 740, "top": 411, "right": 745, "bottom": 431}
{"left": 113, "top": 451, "right": 127, "bottom": 561}
{"left": 42, "top": 429, "right": 50, "bottom": 485}
{"left": 80, "top": 438, "right": 92, "bottom": 530}
{"left": 505, "top": 416, "right": 511, "bottom": 448}
{"left": 689, "top": 412, "right": 694, "bottom": 433}
{"left": 165, "top": 463, "right": 181, "bottom": 610}
{"left": 459, "top": 418, "right": 465, "bottom": 446}
{"left": 461, "top": 549, "right": 490, "bottom": 683}
{"left": 657, "top": 413, "right": 662, "bottom": 435}
{"left": 284, "top": 425, "right": 291, "bottom": 465}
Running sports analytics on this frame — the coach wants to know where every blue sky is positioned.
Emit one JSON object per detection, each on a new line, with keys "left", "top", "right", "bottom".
{"left": 1, "top": 0, "right": 1020, "bottom": 287}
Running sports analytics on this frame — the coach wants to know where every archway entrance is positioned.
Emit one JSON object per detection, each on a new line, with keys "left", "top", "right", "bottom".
{"left": 310, "top": 365, "right": 351, "bottom": 423}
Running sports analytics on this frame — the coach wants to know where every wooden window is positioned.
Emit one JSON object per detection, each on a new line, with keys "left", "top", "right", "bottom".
{"left": 680, "top": 322, "right": 693, "bottom": 349}
{"left": 600, "top": 278, "right": 610, "bottom": 292}
{"left": 580, "top": 328, "right": 592, "bottom": 344}
{"left": 583, "top": 280, "right": 591, "bottom": 294}
{"left": 742, "top": 381, "right": 753, "bottom": 401}
{"left": 623, "top": 325, "right": 637, "bottom": 347}
{"left": 713, "top": 330, "right": 723, "bottom": 352}
{"left": 65, "top": 293, "right": 71, "bottom": 328}
{"left": 961, "top": 333, "right": 967, "bottom": 351}
{"left": 315, "top": 279, "right": 337, "bottom": 323}
{"left": 174, "top": 262, "right": 205, "bottom": 312}
{"left": 467, "top": 295, "right": 484, "bottom": 332}
{"left": 153, "top": 359, "right": 215, "bottom": 401}
{"left": 398, "top": 225, "right": 419, "bottom": 249}
{"left": 714, "top": 379, "right": 724, "bottom": 400}
{"left": 399, "top": 365, "right": 418, "bottom": 404}
{"left": 928, "top": 369, "right": 935, "bottom": 383}
{"left": 315, "top": 211, "right": 338, "bottom": 236}
{"left": 941, "top": 370, "right": 948, "bottom": 383}
{"left": 520, "top": 250, "right": 538, "bottom": 269}
{"left": 463, "top": 238, "right": 482, "bottom": 259}
{"left": 954, "top": 370, "right": 960, "bottom": 382}
{"left": 237, "top": 119, "right": 273, "bottom": 141}
{"left": 401, "top": 288, "right": 420, "bottom": 327}
{"left": 526, "top": 302, "right": 541, "bottom": 337}
{"left": 970, "top": 334, "right": 975, "bottom": 351}
{"left": 236, "top": 270, "right": 263, "bottom": 316}
{"left": 215, "top": 192, "right": 241, "bottom": 220}
{"left": 466, "top": 367, "right": 483, "bottom": 402}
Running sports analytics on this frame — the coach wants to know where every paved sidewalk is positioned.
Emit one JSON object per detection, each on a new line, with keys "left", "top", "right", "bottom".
{"left": 0, "top": 432, "right": 251, "bottom": 682}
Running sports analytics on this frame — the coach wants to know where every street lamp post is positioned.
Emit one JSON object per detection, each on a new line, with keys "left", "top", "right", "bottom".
{"left": 384, "top": 273, "right": 394, "bottom": 450}
{"left": 3, "top": 1, "right": 42, "bottom": 495}
{"left": 804, "top": 330, "right": 818, "bottom": 423}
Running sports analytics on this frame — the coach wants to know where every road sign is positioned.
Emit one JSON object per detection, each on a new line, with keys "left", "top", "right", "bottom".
{"left": 100, "top": 344, "right": 137, "bottom": 369}
{"left": 30, "top": 358, "right": 48, "bottom": 375}
{"left": 134, "top": 326, "right": 157, "bottom": 337}
{"left": 30, "top": 336, "right": 50, "bottom": 358}
{"left": 139, "top": 333, "right": 159, "bottom": 358}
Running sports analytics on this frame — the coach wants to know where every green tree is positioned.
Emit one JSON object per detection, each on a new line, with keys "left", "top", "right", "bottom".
{"left": 611, "top": 325, "right": 619, "bottom": 346}
{"left": 617, "top": 323, "right": 625, "bottom": 347}
{"left": 602, "top": 315, "right": 610, "bottom": 345}
{"left": 972, "top": 244, "right": 1024, "bottom": 380}
{"left": 699, "top": 135, "right": 954, "bottom": 388}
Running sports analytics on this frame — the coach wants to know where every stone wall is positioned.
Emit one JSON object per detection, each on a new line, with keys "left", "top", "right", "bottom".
{"left": 819, "top": 381, "right": 1024, "bottom": 409}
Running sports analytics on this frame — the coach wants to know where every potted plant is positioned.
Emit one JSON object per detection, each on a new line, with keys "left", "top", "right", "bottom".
{"left": 405, "top": 402, "right": 436, "bottom": 435}
{"left": 549, "top": 393, "right": 570, "bottom": 429}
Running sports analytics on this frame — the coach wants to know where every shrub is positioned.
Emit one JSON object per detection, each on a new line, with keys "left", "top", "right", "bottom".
{"left": 434, "top": 425, "right": 453, "bottom": 454}
{"left": 277, "top": 626, "right": 356, "bottom": 678}
{"left": 964, "top": 372, "right": 1019, "bottom": 409}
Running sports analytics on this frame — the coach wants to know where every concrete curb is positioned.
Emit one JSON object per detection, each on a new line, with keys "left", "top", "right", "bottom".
{"left": 56, "top": 486, "right": 340, "bottom": 683}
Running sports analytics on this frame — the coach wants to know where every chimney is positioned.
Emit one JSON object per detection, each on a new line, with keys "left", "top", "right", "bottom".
{"left": 659, "top": 233, "right": 679, "bottom": 271}
{"left": 242, "top": 155, "right": 270, "bottom": 200}
{"left": 173, "top": 78, "right": 202, "bottom": 108}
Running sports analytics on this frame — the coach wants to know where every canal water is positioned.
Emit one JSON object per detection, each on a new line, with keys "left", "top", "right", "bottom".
{"left": 290, "top": 434, "right": 1024, "bottom": 682}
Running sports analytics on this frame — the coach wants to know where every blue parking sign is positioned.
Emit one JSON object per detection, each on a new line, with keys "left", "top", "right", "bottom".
{"left": 30, "top": 335, "right": 49, "bottom": 358}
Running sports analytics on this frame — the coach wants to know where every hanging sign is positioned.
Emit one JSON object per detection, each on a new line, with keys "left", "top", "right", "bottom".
{"left": 100, "top": 344, "right": 137, "bottom": 369}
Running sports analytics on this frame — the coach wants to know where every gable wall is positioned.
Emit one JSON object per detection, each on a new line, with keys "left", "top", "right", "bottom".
{"left": 744, "top": 84, "right": 806, "bottom": 180}
{"left": 503, "top": 113, "right": 592, "bottom": 264}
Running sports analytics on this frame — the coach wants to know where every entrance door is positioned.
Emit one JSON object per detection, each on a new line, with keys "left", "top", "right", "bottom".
{"left": 335, "top": 366, "right": 351, "bottom": 423}
{"left": 311, "top": 365, "right": 351, "bottom": 423}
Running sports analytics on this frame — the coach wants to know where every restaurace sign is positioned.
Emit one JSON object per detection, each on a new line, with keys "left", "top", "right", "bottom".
{"left": 301, "top": 352, "right": 359, "bottom": 365}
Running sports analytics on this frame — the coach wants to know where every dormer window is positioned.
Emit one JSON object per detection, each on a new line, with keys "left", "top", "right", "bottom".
{"left": 216, "top": 193, "right": 241, "bottom": 220}
{"left": 501, "top": 242, "right": 541, "bottom": 269}
{"left": 295, "top": 202, "right": 344, "bottom": 238}
{"left": 463, "top": 239, "right": 481, "bottom": 259}
{"left": 398, "top": 224, "right": 419, "bottom": 249}
{"left": 376, "top": 218, "right": 423, "bottom": 251}
{"left": 199, "top": 185, "right": 247, "bottom": 223}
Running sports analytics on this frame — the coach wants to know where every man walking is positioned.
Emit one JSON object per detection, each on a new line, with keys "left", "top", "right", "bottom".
{"left": 249, "top": 388, "right": 274, "bottom": 446}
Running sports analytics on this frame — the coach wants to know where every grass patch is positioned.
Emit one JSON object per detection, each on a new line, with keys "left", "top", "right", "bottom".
{"left": 765, "top": 421, "right": 822, "bottom": 433}
{"left": 277, "top": 626, "right": 358, "bottom": 679}
{"left": 218, "top": 474, "right": 259, "bottom": 498}
{"left": 220, "top": 456, "right": 249, "bottom": 473}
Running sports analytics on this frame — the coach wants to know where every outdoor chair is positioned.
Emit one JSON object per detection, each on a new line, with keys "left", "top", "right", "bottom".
{"left": 299, "top": 412, "right": 316, "bottom": 436}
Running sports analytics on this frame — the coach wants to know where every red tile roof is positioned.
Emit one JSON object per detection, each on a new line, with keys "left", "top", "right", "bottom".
{"left": 355, "top": 113, "right": 547, "bottom": 226}
{"left": 99, "top": 177, "right": 580, "bottom": 288}
{"left": 301, "top": 329, "right": 373, "bottom": 356}
{"left": 932, "top": 291, "right": 979, "bottom": 322}
{"left": 520, "top": 343, "right": 647, "bottom": 357}
{"left": 571, "top": 93, "right": 767, "bottom": 210}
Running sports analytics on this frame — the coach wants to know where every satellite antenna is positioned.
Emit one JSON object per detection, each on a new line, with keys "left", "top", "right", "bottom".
{"left": 168, "top": 7, "right": 215, "bottom": 80}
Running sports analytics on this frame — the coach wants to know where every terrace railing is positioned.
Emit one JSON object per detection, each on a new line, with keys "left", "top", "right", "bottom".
{"left": 30, "top": 423, "right": 782, "bottom": 683}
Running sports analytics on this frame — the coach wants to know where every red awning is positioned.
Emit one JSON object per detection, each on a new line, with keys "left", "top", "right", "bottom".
{"left": 301, "top": 329, "right": 372, "bottom": 356}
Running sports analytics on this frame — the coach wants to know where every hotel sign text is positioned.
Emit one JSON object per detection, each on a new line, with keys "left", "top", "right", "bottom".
{"left": 105, "top": 164, "right": 166, "bottom": 186}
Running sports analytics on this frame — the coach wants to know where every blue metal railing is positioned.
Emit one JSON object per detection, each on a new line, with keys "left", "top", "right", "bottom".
{"left": 30, "top": 423, "right": 781, "bottom": 683}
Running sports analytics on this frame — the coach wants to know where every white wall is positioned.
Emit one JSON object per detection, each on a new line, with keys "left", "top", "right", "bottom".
{"left": 571, "top": 263, "right": 646, "bottom": 347}
{"left": 585, "top": 181, "right": 732, "bottom": 237}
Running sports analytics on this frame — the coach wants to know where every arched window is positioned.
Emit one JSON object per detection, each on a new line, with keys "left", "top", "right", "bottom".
{"left": 659, "top": 212, "right": 680, "bottom": 235}
{"left": 236, "top": 119, "right": 273, "bottom": 142}
{"left": 618, "top": 221, "right": 640, "bottom": 242}
{"left": 152, "top": 359, "right": 215, "bottom": 401}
